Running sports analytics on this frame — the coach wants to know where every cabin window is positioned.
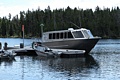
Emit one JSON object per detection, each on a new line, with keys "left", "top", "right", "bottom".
{"left": 73, "top": 31, "right": 84, "bottom": 38}
{"left": 56, "top": 33, "right": 59, "bottom": 39}
{"left": 53, "top": 33, "right": 55, "bottom": 39}
{"left": 87, "top": 30, "right": 94, "bottom": 38}
{"left": 48, "top": 31, "right": 73, "bottom": 39}
{"left": 60, "top": 33, "right": 63, "bottom": 39}
{"left": 82, "top": 30, "right": 90, "bottom": 38}
{"left": 64, "top": 32, "right": 68, "bottom": 38}
{"left": 49, "top": 34, "right": 52, "bottom": 39}
{"left": 68, "top": 32, "right": 73, "bottom": 38}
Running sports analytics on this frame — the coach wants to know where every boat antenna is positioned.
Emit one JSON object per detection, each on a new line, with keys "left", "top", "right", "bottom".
{"left": 78, "top": 7, "right": 82, "bottom": 28}
{"left": 70, "top": 21, "right": 81, "bottom": 29}
{"left": 54, "top": 10, "right": 57, "bottom": 30}
{"left": 40, "top": 24, "right": 44, "bottom": 42}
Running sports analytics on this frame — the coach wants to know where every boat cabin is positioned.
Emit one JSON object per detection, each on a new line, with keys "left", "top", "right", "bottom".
{"left": 42, "top": 28, "right": 94, "bottom": 42}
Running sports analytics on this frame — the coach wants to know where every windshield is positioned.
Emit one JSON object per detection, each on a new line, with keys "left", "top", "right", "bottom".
{"left": 72, "top": 31, "right": 84, "bottom": 38}
{"left": 87, "top": 30, "right": 94, "bottom": 38}
{"left": 82, "top": 30, "right": 94, "bottom": 38}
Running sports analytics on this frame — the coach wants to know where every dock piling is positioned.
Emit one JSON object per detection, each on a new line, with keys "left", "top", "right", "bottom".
{"left": 0, "top": 42, "right": 2, "bottom": 49}
{"left": 4, "top": 42, "right": 8, "bottom": 50}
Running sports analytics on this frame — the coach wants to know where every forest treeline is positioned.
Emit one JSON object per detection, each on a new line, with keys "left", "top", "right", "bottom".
{"left": 0, "top": 6, "right": 120, "bottom": 38}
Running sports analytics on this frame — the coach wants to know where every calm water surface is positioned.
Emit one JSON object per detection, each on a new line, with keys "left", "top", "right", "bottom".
{"left": 0, "top": 38, "right": 120, "bottom": 80}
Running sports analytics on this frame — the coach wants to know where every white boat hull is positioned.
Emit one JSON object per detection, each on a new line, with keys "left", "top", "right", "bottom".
{"left": 34, "top": 44, "right": 86, "bottom": 58}
{"left": 35, "top": 50, "right": 57, "bottom": 57}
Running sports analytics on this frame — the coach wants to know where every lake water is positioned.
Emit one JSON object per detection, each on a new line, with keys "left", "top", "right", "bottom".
{"left": 0, "top": 38, "right": 120, "bottom": 80}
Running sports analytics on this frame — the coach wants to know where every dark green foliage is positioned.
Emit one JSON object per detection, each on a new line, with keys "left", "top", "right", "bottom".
{"left": 0, "top": 6, "right": 120, "bottom": 38}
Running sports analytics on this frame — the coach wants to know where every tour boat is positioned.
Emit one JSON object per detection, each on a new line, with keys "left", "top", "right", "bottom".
{"left": 41, "top": 28, "right": 101, "bottom": 54}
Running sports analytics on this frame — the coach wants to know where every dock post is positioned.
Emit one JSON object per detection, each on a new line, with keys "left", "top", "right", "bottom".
{"left": 20, "top": 43, "right": 24, "bottom": 48}
{"left": 40, "top": 23, "right": 44, "bottom": 42}
{"left": 0, "top": 42, "right": 2, "bottom": 49}
{"left": 22, "top": 25, "right": 24, "bottom": 48}
{"left": 4, "top": 42, "right": 8, "bottom": 50}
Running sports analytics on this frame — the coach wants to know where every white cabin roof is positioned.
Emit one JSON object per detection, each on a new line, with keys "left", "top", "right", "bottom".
{"left": 43, "top": 28, "right": 88, "bottom": 34}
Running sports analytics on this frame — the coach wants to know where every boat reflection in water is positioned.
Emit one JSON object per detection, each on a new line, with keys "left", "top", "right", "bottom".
{"left": 85, "top": 54, "right": 99, "bottom": 68}
{"left": 0, "top": 58, "right": 15, "bottom": 66}
{"left": 0, "top": 54, "right": 99, "bottom": 80}
{"left": 36, "top": 54, "right": 99, "bottom": 75}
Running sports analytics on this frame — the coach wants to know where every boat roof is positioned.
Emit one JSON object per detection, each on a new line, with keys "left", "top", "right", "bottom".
{"left": 43, "top": 28, "right": 88, "bottom": 34}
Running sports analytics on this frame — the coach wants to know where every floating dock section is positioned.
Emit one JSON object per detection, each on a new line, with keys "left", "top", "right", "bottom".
{"left": 1, "top": 42, "right": 86, "bottom": 58}
{"left": 7, "top": 46, "right": 37, "bottom": 56}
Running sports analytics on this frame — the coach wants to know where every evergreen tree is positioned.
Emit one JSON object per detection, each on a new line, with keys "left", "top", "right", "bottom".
{"left": 0, "top": 6, "right": 120, "bottom": 38}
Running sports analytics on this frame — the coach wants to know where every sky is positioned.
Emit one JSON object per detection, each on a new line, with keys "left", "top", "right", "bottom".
{"left": 0, "top": 0, "right": 120, "bottom": 18}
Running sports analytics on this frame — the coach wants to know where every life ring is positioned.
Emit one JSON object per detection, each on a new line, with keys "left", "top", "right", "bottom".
{"left": 34, "top": 42, "right": 38, "bottom": 46}
{"left": 32, "top": 42, "right": 38, "bottom": 49}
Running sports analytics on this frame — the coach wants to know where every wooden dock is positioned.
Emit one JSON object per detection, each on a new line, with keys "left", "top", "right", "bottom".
{"left": 7, "top": 46, "right": 37, "bottom": 56}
